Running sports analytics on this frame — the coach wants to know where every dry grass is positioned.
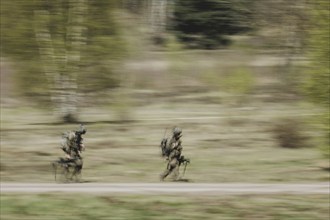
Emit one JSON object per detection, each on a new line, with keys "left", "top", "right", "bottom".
{"left": 0, "top": 96, "right": 327, "bottom": 183}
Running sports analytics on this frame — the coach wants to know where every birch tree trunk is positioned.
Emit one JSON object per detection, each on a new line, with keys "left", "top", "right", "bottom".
{"left": 34, "top": 10, "right": 62, "bottom": 116}
{"left": 34, "top": 0, "right": 87, "bottom": 122}
{"left": 149, "top": 0, "right": 170, "bottom": 41}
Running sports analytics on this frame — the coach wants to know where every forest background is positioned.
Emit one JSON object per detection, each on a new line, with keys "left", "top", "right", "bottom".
{"left": 1, "top": 1, "right": 329, "bottom": 219}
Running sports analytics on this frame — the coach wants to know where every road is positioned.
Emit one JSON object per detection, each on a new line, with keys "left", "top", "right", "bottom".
{"left": 1, "top": 183, "right": 329, "bottom": 194}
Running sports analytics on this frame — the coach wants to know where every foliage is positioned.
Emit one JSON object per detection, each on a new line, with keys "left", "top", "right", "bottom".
{"left": 304, "top": 0, "right": 329, "bottom": 158}
{"left": 173, "top": 0, "right": 253, "bottom": 49}
{"left": 251, "top": 0, "right": 309, "bottom": 51}
{"left": 0, "top": 0, "right": 125, "bottom": 99}
{"left": 319, "top": 113, "right": 330, "bottom": 159}
{"left": 304, "top": 0, "right": 330, "bottom": 107}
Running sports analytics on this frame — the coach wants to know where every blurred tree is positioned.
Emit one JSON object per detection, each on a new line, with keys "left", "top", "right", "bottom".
{"left": 305, "top": 0, "right": 329, "bottom": 107}
{"left": 252, "top": 0, "right": 308, "bottom": 52}
{"left": 1, "top": 0, "right": 124, "bottom": 122}
{"left": 304, "top": 0, "right": 329, "bottom": 158}
{"left": 173, "top": 0, "right": 252, "bottom": 49}
{"left": 122, "top": 0, "right": 175, "bottom": 44}
{"left": 149, "top": 0, "right": 174, "bottom": 45}
{"left": 251, "top": 0, "right": 309, "bottom": 94}
{"left": 122, "top": 0, "right": 146, "bottom": 14}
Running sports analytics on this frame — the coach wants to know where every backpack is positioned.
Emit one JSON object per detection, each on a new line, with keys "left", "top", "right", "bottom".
{"left": 160, "top": 138, "right": 171, "bottom": 157}
{"left": 61, "top": 131, "right": 76, "bottom": 152}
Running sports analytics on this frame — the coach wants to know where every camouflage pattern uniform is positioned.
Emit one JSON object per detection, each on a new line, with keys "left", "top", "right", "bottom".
{"left": 160, "top": 127, "right": 183, "bottom": 181}
{"left": 61, "top": 125, "right": 86, "bottom": 172}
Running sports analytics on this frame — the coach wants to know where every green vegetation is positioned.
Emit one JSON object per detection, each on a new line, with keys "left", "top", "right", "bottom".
{"left": 304, "top": 0, "right": 330, "bottom": 158}
{"left": 305, "top": 0, "right": 330, "bottom": 106}
{"left": 0, "top": 0, "right": 328, "bottom": 183}
{"left": 1, "top": 194, "right": 329, "bottom": 220}
{"left": 1, "top": 1, "right": 124, "bottom": 94}
{"left": 1, "top": 2, "right": 328, "bottom": 218}
{"left": 1, "top": 0, "right": 125, "bottom": 121}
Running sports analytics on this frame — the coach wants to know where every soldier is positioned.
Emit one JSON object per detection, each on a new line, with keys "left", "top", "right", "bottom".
{"left": 74, "top": 124, "right": 86, "bottom": 153}
{"left": 160, "top": 127, "right": 184, "bottom": 181}
{"left": 61, "top": 124, "right": 86, "bottom": 174}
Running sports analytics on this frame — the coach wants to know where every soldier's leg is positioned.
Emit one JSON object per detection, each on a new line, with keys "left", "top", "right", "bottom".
{"left": 160, "top": 163, "right": 175, "bottom": 180}
{"left": 160, "top": 170, "right": 169, "bottom": 181}
{"left": 160, "top": 166, "right": 170, "bottom": 180}
{"left": 72, "top": 159, "right": 83, "bottom": 181}
{"left": 160, "top": 159, "right": 179, "bottom": 181}
{"left": 172, "top": 165, "right": 180, "bottom": 180}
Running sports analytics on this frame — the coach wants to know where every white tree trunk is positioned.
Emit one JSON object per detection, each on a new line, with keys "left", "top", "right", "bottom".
{"left": 34, "top": 10, "right": 63, "bottom": 115}
{"left": 34, "top": 0, "right": 87, "bottom": 122}
{"left": 150, "top": 0, "right": 168, "bottom": 35}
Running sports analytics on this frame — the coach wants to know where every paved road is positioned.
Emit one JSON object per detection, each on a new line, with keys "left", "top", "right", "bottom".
{"left": 1, "top": 183, "right": 329, "bottom": 194}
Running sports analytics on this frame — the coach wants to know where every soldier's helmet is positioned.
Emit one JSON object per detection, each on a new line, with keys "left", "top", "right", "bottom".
{"left": 80, "top": 128, "right": 86, "bottom": 134}
{"left": 78, "top": 124, "right": 87, "bottom": 135}
{"left": 173, "top": 127, "right": 182, "bottom": 138}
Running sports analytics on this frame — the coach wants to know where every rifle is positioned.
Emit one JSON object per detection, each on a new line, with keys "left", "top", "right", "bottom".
{"left": 160, "top": 128, "right": 169, "bottom": 157}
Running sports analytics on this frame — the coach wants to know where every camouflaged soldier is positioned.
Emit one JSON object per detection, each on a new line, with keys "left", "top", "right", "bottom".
{"left": 75, "top": 124, "right": 86, "bottom": 153}
{"left": 61, "top": 125, "right": 86, "bottom": 173}
{"left": 160, "top": 127, "right": 183, "bottom": 181}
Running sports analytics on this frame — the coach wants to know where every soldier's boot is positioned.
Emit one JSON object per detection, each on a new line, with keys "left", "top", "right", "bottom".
{"left": 160, "top": 171, "right": 168, "bottom": 181}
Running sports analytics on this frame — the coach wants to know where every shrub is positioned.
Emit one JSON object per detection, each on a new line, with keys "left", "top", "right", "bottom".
{"left": 272, "top": 119, "right": 309, "bottom": 148}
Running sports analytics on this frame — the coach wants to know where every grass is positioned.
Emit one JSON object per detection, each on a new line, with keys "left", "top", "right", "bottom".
{"left": 1, "top": 38, "right": 328, "bottom": 220}
{"left": 1, "top": 193, "right": 329, "bottom": 220}
{"left": 1, "top": 11, "right": 328, "bottom": 220}
{"left": 1, "top": 43, "right": 328, "bottom": 183}
{"left": 0, "top": 97, "right": 328, "bottom": 183}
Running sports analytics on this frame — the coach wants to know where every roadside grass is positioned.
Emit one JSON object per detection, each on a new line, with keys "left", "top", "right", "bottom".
{"left": 1, "top": 193, "right": 329, "bottom": 220}
{"left": 0, "top": 98, "right": 327, "bottom": 183}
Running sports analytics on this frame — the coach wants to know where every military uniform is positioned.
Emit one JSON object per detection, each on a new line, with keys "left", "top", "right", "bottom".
{"left": 61, "top": 125, "right": 86, "bottom": 173}
{"left": 160, "top": 127, "right": 183, "bottom": 181}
